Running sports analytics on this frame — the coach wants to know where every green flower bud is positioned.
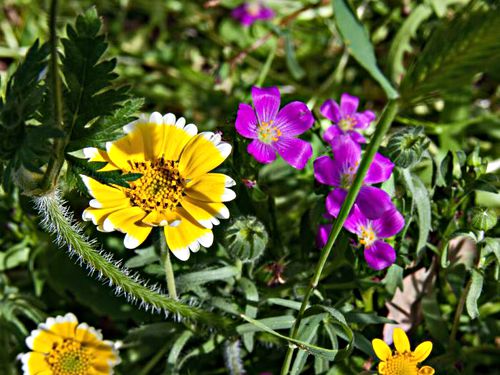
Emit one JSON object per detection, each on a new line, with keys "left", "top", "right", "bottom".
{"left": 225, "top": 216, "right": 268, "bottom": 263}
{"left": 387, "top": 126, "right": 430, "bottom": 169}
{"left": 471, "top": 207, "right": 498, "bottom": 232}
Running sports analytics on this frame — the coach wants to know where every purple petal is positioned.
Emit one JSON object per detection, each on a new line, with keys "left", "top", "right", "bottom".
{"left": 320, "top": 99, "right": 342, "bottom": 122}
{"left": 348, "top": 131, "right": 366, "bottom": 144}
{"left": 364, "top": 240, "right": 396, "bottom": 270}
{"left": 314, "top": 156, "right": 341, "bottom": 186}
{"left": 247, "top": 139, "right": 276, "bottom": 164}
{"left": 326, "top": 188, "right": 347, "bottom": 217}
{"left": 331, "top": 136, "right": 361, "bottom": 168}
{"left": 343, "top": 205, "right": 369, "bottom": 235}
{"left": 257, "top": 6, "right": 275, "bottom": 20}
{"left": 323, "top": 125, "right": 343, "bottom": 144}
{"left": 364, "top": 153, "right": 394, "bottom": 184}
{"left": 274, "top": 101, "right": 314, "bottom": 136}
{"left": 316, "top": 223, "right": 332, "bottom": 248}
{"left": 372, "top": 208, "right": 405, "bottom": 238}
{"left": 354, "top": 110, "right": 376, "bottom": 129}
{"left": 235, "top": 103, "right": 258, "bottom": 139}
{"left": 275, "top": 137, "right": 312, "bottom": 170}
{"left": 251, "top": 86, "right": 280, "bottom": 124}
{"left": 340, "top": 93, "right": 359, "bottom": 115}
{"left": 231, "top": 5, "right": 255, "bottom": 26}
{"left": 356, "top": 186, "right": 395, "bottom": 219}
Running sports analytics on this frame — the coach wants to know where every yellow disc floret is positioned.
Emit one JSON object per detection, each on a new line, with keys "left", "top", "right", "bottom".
{"left": 46, "top": 339, "right": 91, "bottom": 375}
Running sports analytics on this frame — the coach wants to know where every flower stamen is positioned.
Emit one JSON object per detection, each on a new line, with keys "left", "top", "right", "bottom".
{"left": 338, "top": 115, "right": 357, "bottom": 131}
{"left": 46, "top": 339, "right": 92, "bottom": 375}
{"left": 257, "top": 120, "right": 282, "bottom": 143}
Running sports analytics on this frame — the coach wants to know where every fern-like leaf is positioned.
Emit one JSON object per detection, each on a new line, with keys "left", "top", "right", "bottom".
{"left": 400, "top": 0, "right": 500, "bottom": 106}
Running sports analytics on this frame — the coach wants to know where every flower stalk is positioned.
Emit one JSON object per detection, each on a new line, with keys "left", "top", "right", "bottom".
{"left": 280, "top": 99, "right": 399, "bottom": 374}
{"left": 159, "top": 228, "right": 178, "bottom": 299}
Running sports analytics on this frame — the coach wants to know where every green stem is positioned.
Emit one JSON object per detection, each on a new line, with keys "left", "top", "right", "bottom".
{"left": 40, "top": 0, "right": 66, "bottom": 194}
{"left": 159, "top": 228, "right": 177, "bottom": 299}
{"left": 137, "top": 341, "right": 171, "bottom": 375}
{"left": 280, "top": 100, "right": 399, "bottom": 375}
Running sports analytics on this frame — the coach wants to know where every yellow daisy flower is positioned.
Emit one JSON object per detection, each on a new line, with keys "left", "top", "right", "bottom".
{"left": 21, "top": 313, "right": 120, "bottom": 375}
{"left": 372, "top": 328, "right": 435, "bottom": 375}
{"left": 81, "top": 112, "right": 236, "bottom": 261}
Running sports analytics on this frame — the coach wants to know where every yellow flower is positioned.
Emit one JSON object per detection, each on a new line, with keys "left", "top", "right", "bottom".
{"left": 81, "top": 112, "right": 236, "bottom": 261}
{"left": 21, "top": 313, "right": 120, "bottom": 375}
{"left": 372, "top": 328, "right": 435, "bottom": 375}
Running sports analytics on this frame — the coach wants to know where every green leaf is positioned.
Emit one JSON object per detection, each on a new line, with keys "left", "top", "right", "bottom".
{"left": 483, "top": 238, "right": 500, "bottom": 263}
{"left": 343, "top": 312, "right": 394, "bottom": 325}
{"left": 388, "top": 4, "right": 433, "bottom": 82}
{"left": 124, "top": 246, "right": 159, "bottom": 268}
{"left": 291, "top": 314, "right": 324, "bottom": 375}
{"left": 422, "top": 290, "right": 449, "bottom": 343}
{"left": 176, "top": 266, "right": 240, "bottom": 292}
{"left": 332, "top": 0, "right": 398, "bottom": 99}
{"left": 166, "top": 331, "right": 194, "bottom": 374}
{"left": 382, "top": 264, "right": 404, "bottom": 294}
{"left": 402, "top": 170, "right": 432, "bottom": 257}
{"left": 466, "top": 268, "right": 484, "bottom": 319}
{"left": 61, "top": 7, "right": 129, "bottom": 135}
{"left": 236, "top": 315, "right": 295, "bottom": 334}
{"left": 283, "top": 29, "right": 306, "bottom": 80}
{"left": 238, "top": 278, "right": 259, "bottom": 352}
{"left": 400, "top": 1, "right": 500, "bottom": 105}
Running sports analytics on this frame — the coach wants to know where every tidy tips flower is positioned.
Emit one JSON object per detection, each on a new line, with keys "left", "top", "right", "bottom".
{"left": 21, "top": 313, "right": 120, "bottom": 375}
{"left": 372, "top": 328, "right": 434, "bottom": 375}
{"left": 314, "top": 136, "right": 395, "bottom": 219}
{"left": 81, "top": 112, "right": 236, "bottom": 261}
{"left": 231, "top": 2, "right": 274, "bottom": 26}
{"left": 321, "top": 93, "right": 376, "bottom": 144}
{"left": 235, "top": 86, "right": 314, "bottom": 169}
{"left": 344, "top": 205, "right": 404, "bottom": 270}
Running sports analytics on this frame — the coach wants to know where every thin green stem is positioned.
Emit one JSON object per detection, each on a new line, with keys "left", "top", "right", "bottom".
{"left": 137, "top": 341, "right": 171, "bottom": 375}
{"left": 280, "top": 100, "right": 399, "bottom": 375}
{"left": 40, "top": 0, "right": 66, "bottom": 194}
{"left": 159, "top": 228, "right": 178, "bottom": 299}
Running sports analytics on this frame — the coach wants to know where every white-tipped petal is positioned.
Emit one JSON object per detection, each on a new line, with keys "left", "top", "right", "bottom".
{"left": 89, "top": 199, "right": 103, "bottom": 208}
{"left": 169, "top": 220, "right": 181, "bottom": 227}
{"left": 184, "top": 124, "right": 198, "bottom": 136}
{"left": 124, "top": 234, "right": 141, "bottom": 249}
{"left": 198, "top": 231, "right": 214, "bottom": 248}
{"left": 83, "top": 147, "right": 98, "bottom": 159}
{"left": 217, "top": 206, "right": 230, "bottom": 219}
{"left": 163, "top": 113, "right": 176, "bottom": 125}
{"left": 189, "top": 241, "right": 201, "bottom": 252}
{"left": 216, "top": 143, "right": 232, "bottom": 158}
{"left": 175, "top": 117, "right": 186, "bottom": 128}
{"left": 172, "top": 247, "right": 190, "bottom": 261}
{"left": 149, "top": 112, "right": 163, "bottom": 125}
{"left": 221, "top": 188, "right": 236, "bottom": 202}
{"left": 225, "top": 176, "right": 236, "bottom": 187}
{"left": 159, "top": 220, "right": 169, "bottom": 227}
{"left": 102, "top": 218, "right": 116, "bottom": 233}
{"left": 123, "top": 119, "right": 140, "bottom": 134}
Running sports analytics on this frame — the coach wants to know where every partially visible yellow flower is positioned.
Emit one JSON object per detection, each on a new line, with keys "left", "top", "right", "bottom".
{"left": 372, "top": 328, "right": 434, "bottom": 375}
{"left": 81, "top": 112, "right": 236, "bottom": 261}
{"left": 21, "top": 313, "right": 120, "bottom": 375}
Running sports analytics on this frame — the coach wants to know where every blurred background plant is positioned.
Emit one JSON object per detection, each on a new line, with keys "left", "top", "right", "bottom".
{"left": 0, "top": 0, "right": 498, "bottom": 374}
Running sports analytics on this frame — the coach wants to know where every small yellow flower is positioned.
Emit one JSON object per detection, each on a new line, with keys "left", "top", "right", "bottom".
{"left": 21, "top": 313, "right": 120, "bottom": 375}
{"left": 81, "top": 112, "right": 236, "bottom": 261}
{"left": 372, "top": 328, "right": 435, "bottom": 375}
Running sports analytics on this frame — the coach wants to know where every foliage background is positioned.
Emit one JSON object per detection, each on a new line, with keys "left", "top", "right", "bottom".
{"left": 0, "top": 0, "right": 499, "bottom": 374}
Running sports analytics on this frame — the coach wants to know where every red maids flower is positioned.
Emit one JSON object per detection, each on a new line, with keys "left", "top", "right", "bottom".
{"left": 235, "top": 86, "right": 314, "bottom": 169}
{"left": 320, "top": 93, "right": 376, "bottom": 144}
{"left": 231, "top": 2, "right": 274, "bottom": 26}
{"left": 314, "top": 136, "right": 394, "bottom": 219}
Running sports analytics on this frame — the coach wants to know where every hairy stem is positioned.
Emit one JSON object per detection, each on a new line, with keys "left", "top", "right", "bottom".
{"left": 159, "top": 228, "right": 178, "bottom": 299}
{"left": 40, "top": 0, "right": 66, "bottom": 194}
{"left": 280, "top": 100, "right": 399, "bottom": 374}
{"left": 33, "top": 190, "right": 231, "bottom": 329}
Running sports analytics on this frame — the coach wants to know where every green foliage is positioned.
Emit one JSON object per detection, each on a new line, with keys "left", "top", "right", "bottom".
{"left": 400, "top": 0, "right": 500, "bottom": 105}
{"left": 471, "top": 207, "right": 498, "bottom": 232}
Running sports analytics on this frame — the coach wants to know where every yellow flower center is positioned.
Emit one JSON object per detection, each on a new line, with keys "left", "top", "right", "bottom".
{"left": 46, "top": 339, "right": 92, "bottom": 375}
{"left": 384, "top": 352, "right": 419, "bottom": 375}
{"left": 126, "top": 158, "right": 185, "bottom": 212}
{"left": 338, "top": 115, "right": 357, "bottom": 131}
{"left": 359, "top": 225, "right": 376, "bottom": 246}
{"left": 258, "top": 120, "right": 282, "bottom": 144}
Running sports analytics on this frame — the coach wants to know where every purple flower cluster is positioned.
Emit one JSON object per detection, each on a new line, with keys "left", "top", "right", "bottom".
{"left": 231, "top": 2, "right": 274, "bottom": 26}
{"left": 234, "top": 89, "right": 403, "bottom": 270}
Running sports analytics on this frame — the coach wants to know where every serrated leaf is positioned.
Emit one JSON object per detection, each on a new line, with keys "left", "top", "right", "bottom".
{"left": 466, "top": 268, "right": 484, "bottom": 319}
{"left": 332, "top": 0, "right": 398, "bottom": 99}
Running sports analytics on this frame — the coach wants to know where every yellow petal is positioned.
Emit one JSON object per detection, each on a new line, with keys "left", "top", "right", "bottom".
{"left": 124, "top": 114, "right": 165, "bottom": 161}
{"left": 82, "top": 147, "right": 119, "bottom": 171}
{"left": 162, "top": 122, "right": 197, "bottom": 161}
{"left": 21, "top": 352, "right": 51, "bottom": 374}
{"left": 181, "top": 197, "right": 229, "bottom": 228}
{"left": 25, "top": 328, "right": 62, "bottom": 353}
{"left": 418, "top": 365, "right": 435, "bottom": 374}
{"left": 185, "top": 173, "right": 236, "bottom": 202}
{"left": 106, "top": 128, "right": 145, "bottom": 171}
{"left": 393, "top": 328, "right": 411, "bottom": 354}
{"left": 413, "top": 341, "right": 433, "bottom": 363}
{"left": 102, "top": 207, "right": 152, "bottom": 249}
{"left": 48, "top": 314, "right": 78, "bottom": 339}
{"left": 377, "top": 362, "right": 387, "bottom": 374}
{"left": 372, "top": 339, "right": 392, "bottom": 361}
{"left": 178, "top": 132, "right": 231, "bottom": 179}
{"left": 165, "top": 208, "right": 213, "bottom": 261}
{"left": 75, "top": 322, "right": 103, "bottom": 345}
{"left": 80, "top": 175, "right": 127, "bottom": 201}
{"left": 83, "top": 205, "right": 128, "bottom": 232}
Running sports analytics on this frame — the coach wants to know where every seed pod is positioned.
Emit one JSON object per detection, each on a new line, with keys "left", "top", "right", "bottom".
{"left": 225, "top": 216, "right": 268, "bottom": 263}
{"left": 386, "top": 126, "right": 430, "bottom": 169}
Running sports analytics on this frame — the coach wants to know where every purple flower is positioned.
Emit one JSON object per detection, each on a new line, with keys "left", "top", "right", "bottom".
{"left": 231, "top": 2, "right": 275, "bottom": 26}
{"left": 235, "top": 86, "right": 314, "bottom": 169}
{"left": 320, "top": 93, "right": 376, "bottom": 144}
{"left": 314, "top": 136, "right": 395, "bottom": 219}
{"left": 316, "top": 223, "right": 332, "bottom": 248}
{"left": 344, "top": 205, "right": 404, "bottom": 270}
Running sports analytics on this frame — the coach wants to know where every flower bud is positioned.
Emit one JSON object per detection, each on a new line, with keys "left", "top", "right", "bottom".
{"left": 225, "top": 216, "right": 268, "bottom": 263}
{"left": 387, "top": 126, "right": 429, "bottom": 168}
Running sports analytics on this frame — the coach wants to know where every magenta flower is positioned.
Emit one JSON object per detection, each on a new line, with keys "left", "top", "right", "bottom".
{"left": 316, "top": 223, "right": 332, "bottom": 248}
{"left": 314, "top": 136, "right": 395, "bottom": 219}
{"left": 235, "top": 86, "right": 314, "bottom": 169}
{"left": 344, "top": 205, "right": 404, "bottom": 270}
{"left": 320, "top": 93, "right": 376, "bottom": 144}
{"left": 231, "top": 2, "right": 275, "bottom": 26}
